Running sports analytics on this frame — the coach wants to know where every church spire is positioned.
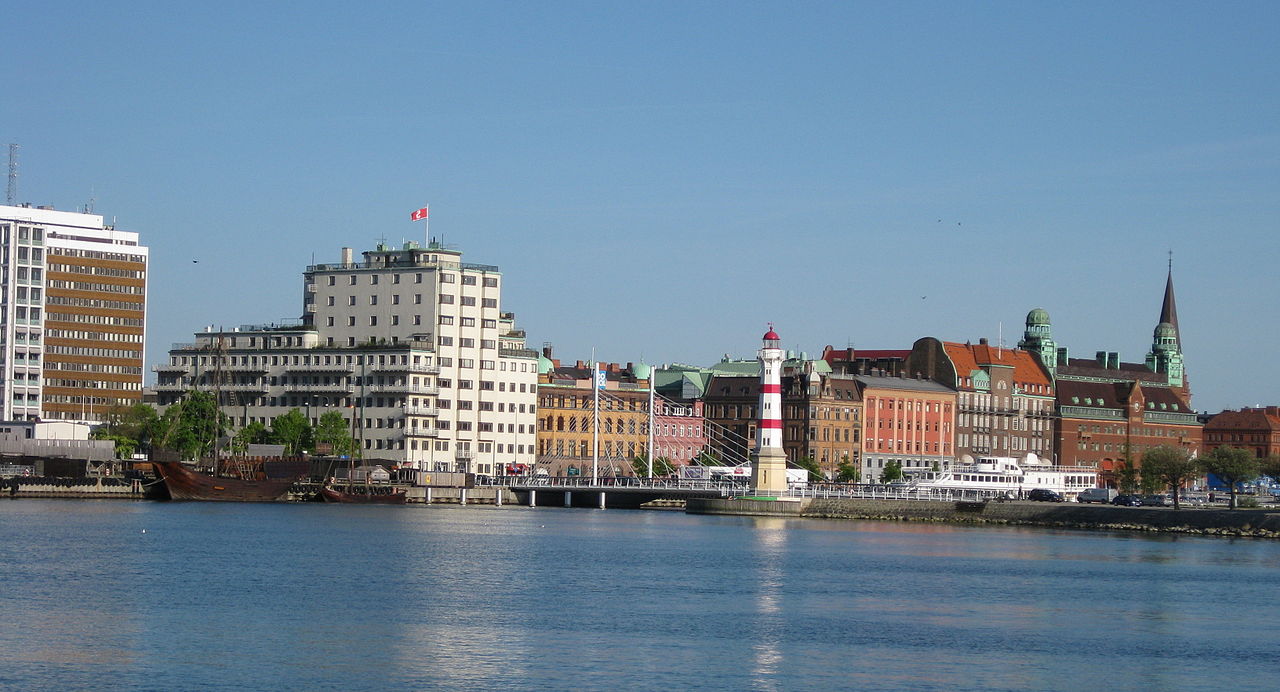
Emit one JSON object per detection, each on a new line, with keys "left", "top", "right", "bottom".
{"left": 1160, "top": 252, "right": 1181, "bottom": 347}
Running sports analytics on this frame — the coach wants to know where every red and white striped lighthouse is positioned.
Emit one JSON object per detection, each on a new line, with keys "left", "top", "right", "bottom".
{"left": 751, "top": 324, "right": 789, "bottom": 493}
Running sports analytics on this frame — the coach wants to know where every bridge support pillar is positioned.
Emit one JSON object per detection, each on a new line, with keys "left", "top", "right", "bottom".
{"left": 529, "top": 490, "right": 536, "bottom": 507}
{"left": 599, "top": 491, "right": 606, "bottom": 509}
{"left": 565, "top": 492, "right": 572, "bottom": 507}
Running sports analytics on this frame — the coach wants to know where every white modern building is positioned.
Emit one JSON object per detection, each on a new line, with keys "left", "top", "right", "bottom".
{"left": 0, "top": 204, "right": 148, "bottom": 422}
{"left": 154, "top": 240, "right": 538, "bottom": 473}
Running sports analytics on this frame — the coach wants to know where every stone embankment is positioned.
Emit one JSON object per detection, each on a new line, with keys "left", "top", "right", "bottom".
{"left": 687, "top": 497, "right": 1280, "bottom": 538}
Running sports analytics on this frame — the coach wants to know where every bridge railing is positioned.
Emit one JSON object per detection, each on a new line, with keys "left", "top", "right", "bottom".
{"left": 485, "top": 476, "right": 1010, "bottom": 502}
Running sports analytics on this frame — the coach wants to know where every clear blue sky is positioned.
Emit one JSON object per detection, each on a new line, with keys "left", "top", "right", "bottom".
{"left": 7, "top": 1, "right": 1278, "bottom": 413}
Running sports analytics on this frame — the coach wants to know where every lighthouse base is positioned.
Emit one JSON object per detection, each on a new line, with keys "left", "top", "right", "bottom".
{"left": 750, "top": 447, "right": 790, "bottom": 494}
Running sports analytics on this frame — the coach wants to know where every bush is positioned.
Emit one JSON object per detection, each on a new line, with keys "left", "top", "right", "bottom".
{"left": 1238, "top": 496, "right": 1260, "bottom": 509}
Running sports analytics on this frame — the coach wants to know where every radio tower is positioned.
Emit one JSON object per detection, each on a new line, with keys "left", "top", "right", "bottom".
{"left": 6, "top": 144, "right": 16, "bottom": 206}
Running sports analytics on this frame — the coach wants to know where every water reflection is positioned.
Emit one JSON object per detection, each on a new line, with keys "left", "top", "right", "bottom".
{"left": 3, "top": 502, "right": 1280, "bottom": 691}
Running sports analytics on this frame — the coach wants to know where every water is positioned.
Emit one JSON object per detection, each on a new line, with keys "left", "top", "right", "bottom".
{"left": 2, "top": 500, "right": 1279, "bottom": 691}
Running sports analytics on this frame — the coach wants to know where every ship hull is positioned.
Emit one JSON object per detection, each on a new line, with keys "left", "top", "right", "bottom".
{"left": 320, "top": 486, "right": 407, "bottom": 504}
{"left": 153, "top": 461, "right": 298, "bottom": 502}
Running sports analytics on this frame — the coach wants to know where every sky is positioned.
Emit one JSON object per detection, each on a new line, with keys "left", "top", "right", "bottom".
{"left": 6, "top": 1, "right": 1279, "bottom": 413}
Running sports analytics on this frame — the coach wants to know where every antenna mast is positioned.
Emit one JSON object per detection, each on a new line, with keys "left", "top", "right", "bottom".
{"left": 6, "top": 144, "right": 17, "bottom": 206}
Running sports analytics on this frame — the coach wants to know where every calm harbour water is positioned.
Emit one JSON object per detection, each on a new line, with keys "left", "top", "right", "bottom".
{"left": 1, "top": 500, "right": 1279, "bottom": 691}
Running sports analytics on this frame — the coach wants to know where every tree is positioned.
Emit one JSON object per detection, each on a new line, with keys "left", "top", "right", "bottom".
{"left": 835, "top": 455, "right": 860, "bottom": 483}
{"left": 231, "top": 421, "right": 271, "bottom": 456}
{"left": 631, "top": 455, "right": 675, "bottom": 477}
{"left": 794, "top": 455, "right": 824, "bottom": 482}
{"left": 313, "top": 411, "right": 356, "bottom": 457}
{"left": 1114, "top": 458, "right": 1141, "bottom": 494}
{"left": 880, "top": 460, "right": 904, "bottom": 484}
{"left": 270, "top": 409, "right": 313, "bottom": 456}
{"left": 152, "top": 391, "right": 229, "bottom": 461}
{"left": 692, "top": 450, "right": 721, "bottom": 467}
{"left": 1200, "top": 446, "right": 1260, "bottom": 510}
{"left": 1260, "top": 455, "right": 1280, "bottom": 486}
{"left": 1139, "top": 446, "right": 1202, "bottom": 510}
{"left": 92, "top": 402, "right": 159, "bottom": 457}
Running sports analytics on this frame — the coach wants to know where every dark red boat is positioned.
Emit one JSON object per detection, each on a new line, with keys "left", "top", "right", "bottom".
{"left": 319, "top": 485, "right": 407, "bottom": 504}
{"left": 152, "top": 460, "right": 303, "bottom": 502}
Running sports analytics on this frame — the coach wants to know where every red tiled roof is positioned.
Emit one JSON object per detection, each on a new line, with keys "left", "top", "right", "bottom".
{"left": 941, "top": 342, "right": 1051, "bottom": 388}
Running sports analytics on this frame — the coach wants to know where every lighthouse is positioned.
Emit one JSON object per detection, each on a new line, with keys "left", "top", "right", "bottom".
{"left": 750, "top": 324, "right": 789, "bottom": 493}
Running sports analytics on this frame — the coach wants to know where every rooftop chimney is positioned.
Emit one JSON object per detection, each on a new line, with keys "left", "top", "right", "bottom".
{"left": 1107, "top": 352, "right": 1120, "bottom": 370}
{"left": 1096, "top": 351, "right": 1107, "bottom": 367}
{"left": 979, "top": 338, "right": 989, "bottom": 345}
{"left": 341, "top": 247, "right": 353, "bottom": 265}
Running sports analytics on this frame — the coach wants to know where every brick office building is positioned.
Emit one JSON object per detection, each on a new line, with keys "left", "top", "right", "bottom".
{"left": 1202, "top": 408, "right": 1280, "bottom": 460}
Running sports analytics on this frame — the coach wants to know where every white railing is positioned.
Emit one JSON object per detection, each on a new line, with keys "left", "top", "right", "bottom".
{"left": 403, "top": 406, "right": 440, "bottom": 417}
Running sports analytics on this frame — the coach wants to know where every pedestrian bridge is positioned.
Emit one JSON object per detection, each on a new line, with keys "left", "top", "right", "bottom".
{"left": 487, "top": 476, "right": 1008, "bottom": 509}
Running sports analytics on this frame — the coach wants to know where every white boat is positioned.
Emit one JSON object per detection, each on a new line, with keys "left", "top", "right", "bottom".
{"left": 904, "top": 454, "right": 1097, "bottom": 499}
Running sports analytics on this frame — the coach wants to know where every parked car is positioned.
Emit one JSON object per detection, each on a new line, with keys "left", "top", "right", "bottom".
{"left": 1028, "top": 488, "right": 1064, "bottom": 502}
{"left": 1077, "top": 488, "right": 1118, "bottom": 504}
{"left": 1141, "top": 494, "right": 1170, "bottom": 507}
{"left": 1111, "top": 494, "right": 1144, "bottom": 506}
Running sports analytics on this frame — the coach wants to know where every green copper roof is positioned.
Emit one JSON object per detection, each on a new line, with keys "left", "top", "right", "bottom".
{"left": 1026, "top": 307, "right": 1051, "bottom": 326}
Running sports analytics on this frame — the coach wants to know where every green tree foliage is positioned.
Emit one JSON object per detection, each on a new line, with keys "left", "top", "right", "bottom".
{"left": 314, "top": 410, "right": 357, "bottom": 457}
{"left": 152, "top": 391, "right": 228, "bottom": 461}
{"left": 1260, "top": 456, "right": 1280, "bottom": 486}
{"left": 231, "top": 421, "right": 271, "bottom": 455}
{"left": 1114, "top": 458, "right": 1141, "bottom": 494}
{"left": 92, "top": 403, "right": 159, "bottom": 458}
{"left": 1139, "top": 445, "right": 1202, "bottom": 510}
{"left": 692, "top": 450, "right": 721, "bottom": 467}
{"left": 630, "top": 455, "right": 675, "bottom": 477}
{"left": 879, "top": 460, "right": 904, "bottom": 484}
{"left": 835, "top": 455, "right": 860, "bottom": 483}
{"left": 270, "top": 408, "right": 313, "bottom": 456}
{"left": 1200, "top": 446, "right": 1260, "bottom": 510}
{"left": 794, "top": 455, "right": 824, "bottom": 482}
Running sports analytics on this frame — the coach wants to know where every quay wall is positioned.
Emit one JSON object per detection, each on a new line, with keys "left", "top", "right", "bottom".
{"left": 2, "top": 477, "right": 144, "bottom": 499}
{"left": 690, "top": 497, "right": 1280, "bottom": 538}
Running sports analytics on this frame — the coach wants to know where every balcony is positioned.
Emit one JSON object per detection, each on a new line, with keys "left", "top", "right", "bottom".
{"left": 285, "top": 363, "right": 354, "bottom": 373}
{"left": 152, "top": 364, "right": 188, "bottom": 374}
{"left": 371, "top": 362, "right": 440, "bottom": 375}
{"left": 405, "top": 426, "right": 440, "bottom": 438}
{"left": 283, "top": 381, "right": 352, "bottom": 393}
{"left": 366, "top": 383, "right": 439, "bottom": 395}
{"left": 403, "top": 406, "right": 440, "bottom": 417}
{"left": 455, "top": 450, "right": 476, "bottom": 460}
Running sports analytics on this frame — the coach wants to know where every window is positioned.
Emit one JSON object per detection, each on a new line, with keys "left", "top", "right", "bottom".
{"left": 439, "top": 336, "right": 453, "bottom": 346}
{"left": 459, "top": 358, "right": 474, "bottom": 368}
{"left": 482, "top": 298, "right": 497, "bottom": 308}
{"left": 392, "top": 315, "right": 400, "bottom": 326}
{"left": 327, "top": 317, "right": 334, "bottom": 327}
{"left": 392, "top": 295, "right": 400, "bottom": 305}
{"left": 460, "top": 338, "right": 475, "bottom": 348}
{"left": 413, "top": 315, "right": 421, "bottom": 325}
{"left": 348, "top": 316, "right": 356, "bottom": 326}
{"left": 328, "top": 276, "right": 336, "bottom": 286}
{"left": 462, "top": 275, "right": 477, "bottom": 285}
{"left": 439, "top": 294, "right": 454, "bottom": 304}
{"left": 349, "top": 275, "right": 357, "bottom": 285}
{"left": 414, "top": 294, "right": 422, "bottom": 304}
{"left": 369, "top": 316, "right": 378, "bottom": 326}
{"left": 370, "top": 295, "right": 378, "bottom": 305}
{"left": 370, "top": 275, "right": 379, "bottom": 285}
{"left": 440, "top": 273, "right": 455, "bottom": 283}
{"left": 348, "top": 296, "right": 356, "bottom": 306}
{"left": 461, "top": 317, "right": 475, "bottom": 327}
{"left": 439, "top": 315, "right": 454, "bottom": 325}
{"left": 459, "top": 379, "right": 473, "bottom": 389}
{"left": 326, "top": 296, "right": 335, "bottom": 306}
{"left": 482, "top": 319, "right": 496, "bottom": 329}
{"left": 481, "top": 340, "right": 496, "bottom": 349}
{"left": 460, "top": 296, "right": 476, "bottom": 306}
{"left": 483, "top": 277, "right": 498, "bottom": 288}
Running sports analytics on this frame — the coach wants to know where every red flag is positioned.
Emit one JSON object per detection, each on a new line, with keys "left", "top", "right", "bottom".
{"left": 410, "top": 206, "right": 429, "bottom": 221}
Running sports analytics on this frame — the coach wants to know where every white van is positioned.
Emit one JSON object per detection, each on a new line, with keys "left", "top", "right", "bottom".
{"left": 1077, "top": 488, "right": 1118, "bottom": 504}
